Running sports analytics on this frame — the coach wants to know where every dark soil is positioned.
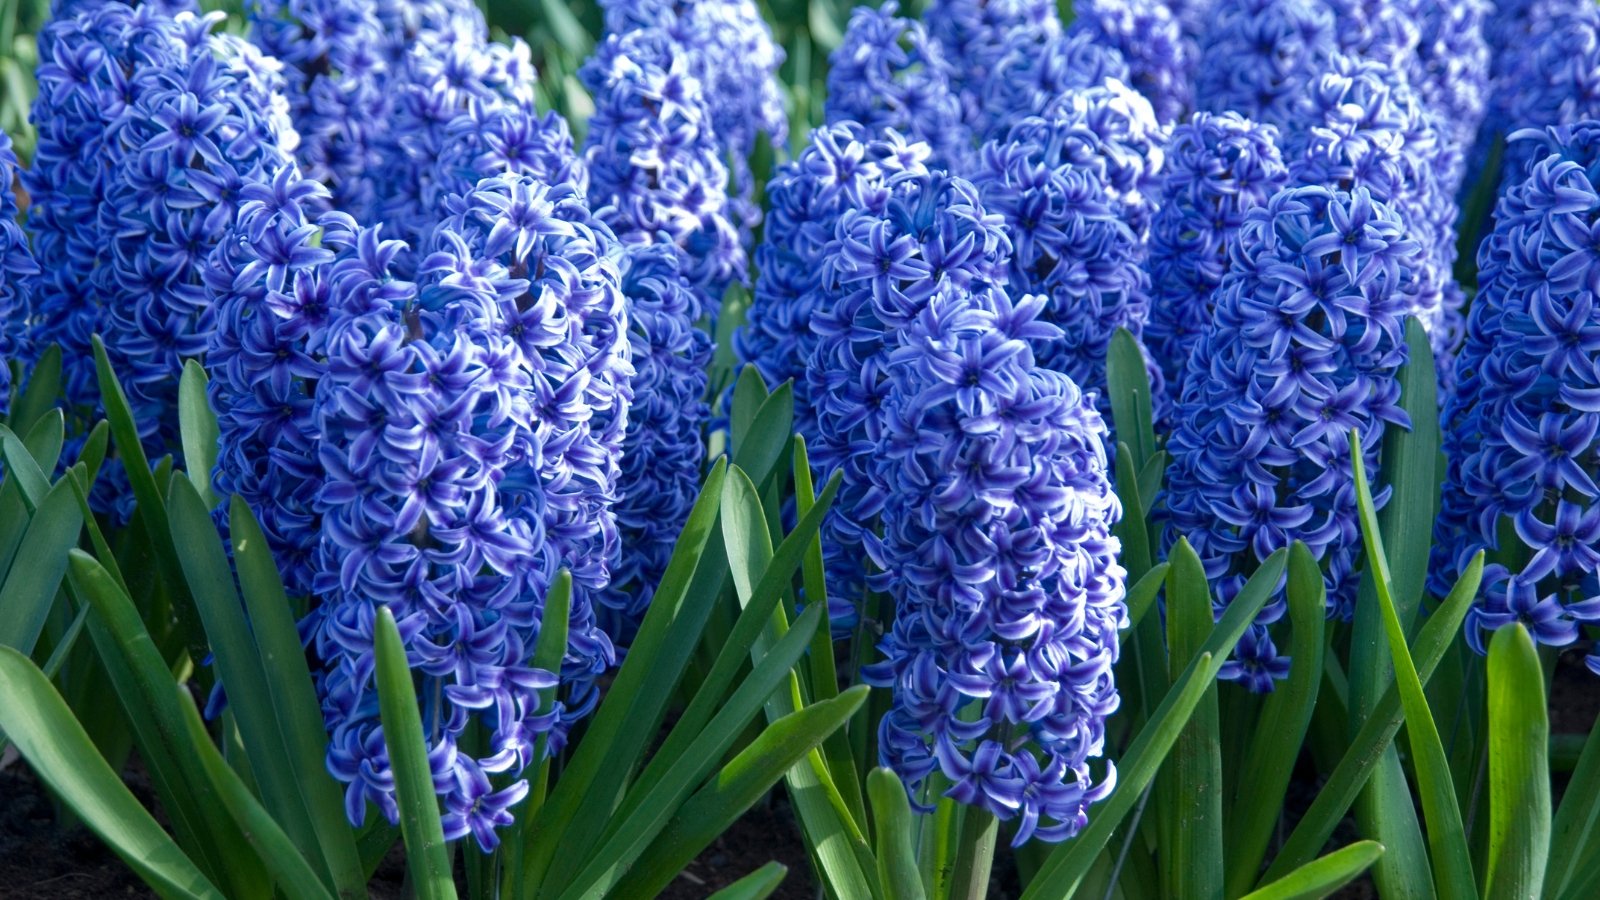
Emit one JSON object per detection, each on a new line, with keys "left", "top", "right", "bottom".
{"left": 0, "top": 762, "right": 154, "bottom": 899}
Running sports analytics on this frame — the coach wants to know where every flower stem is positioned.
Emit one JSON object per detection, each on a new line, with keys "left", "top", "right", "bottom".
{"left": 947, "top": 806, "right": 997, "bottom": 900}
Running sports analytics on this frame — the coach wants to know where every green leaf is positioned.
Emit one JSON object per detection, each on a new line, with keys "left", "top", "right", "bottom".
{"left": 179, "top": 361, "right": 220, "bottom": 508}
{"left": 1484, "top": 623, "right": 1550, "bottom": 898}
{"left": 91, "top": 336, "right": 199, "bottom": 660}
{"left": 1106, "top": 327, "right": 1157, "bottom": 471}
{"left": 730, "top": 365, "right": 770, "bottom": 451}
{"left": 1157, "top": 538, "right": 1223, "bottom": 900}
{"left": 0, "top": 476, "right": 82, "bottom": 654}
{"left": 794, "top": 436, "right": 865, "bottom": 827}
{"left": 1022, "top": 549, "right": 1289, "bottom": 900}
{"left": 1136, "top": 449, "right": 1168, "bottom": 518}
{"left": 65, "top": 550, "right": 262, "bottom": 898}
{"left": 516, "top": 460, "right": 729, "bottom": 896}
{"left": 867, "top": 769, "right": 926, "bottom": 900}
{"left": 1226, "top": 542, "right": 1326, "bottom": 897}
{"left": 1345, "top": 319, "right": 1439, "bottom": 900}
{"left": 719, "top": 466, "right": 876, "bottom": 899}
{"left": 1260, "top": 551, "right": 1484, "bottom": 886}
{"left": 0, "top": 646, "right": 223, "bottom": 900}
{"left": 168, "top": 478, "right": 327, "bottom": 883}
{"left": 9, "top": 342, "right": 61, "bottom": 436}
{"left": 1349, "top": 429, "right": 1474, "bottom": 899}
{"left": 373, "top": 607, "right": 456, "bottom": 900}
{"left": 228, "top": 496, "right": 366, "bottom": 897}
{"left": 733, "top": 380, "right": 795, "bottom": 491}
{"left": 79, "top": 419, "right": 110, "bottom": 487}
{"left": 707, "top": 862, "right": 788, "bottom": 900}
{"left": 1239, "top": 842, "right": 1385, "bottom": 900}
{"left": 0, "top": 420, "right": 56, "bottom": 513}
{"left": 610, "top": 686, "right": 870, "bottom": 899}
{"left": 1121, "top": 562, "right": 1168, "bottom": 635}
{"left": 556, "top": 602, "right": 827, "bottom": 900}
{"left": 174, "top": 687, "right": 337, "bottom": 900}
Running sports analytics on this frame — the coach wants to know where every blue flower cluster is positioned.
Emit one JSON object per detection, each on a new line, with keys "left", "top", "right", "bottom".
{"left": 826, "top": 3, "right": 966, "bottom": 166}
{"left": 204, "top": 165, "right": 341, "bottom": 597}
{"left": 581, "top": 32, "right": 745, "bottom": 309}
{"left": 808, "top": 171, "right": 1012, "bottom": 624}
{"left": 1433, "top": 123, "right": 1600, "bottom": 672}
{"left": 1492, "top": 1, "right": 1600, "bottom": 181}
{"left": 312, "top": 173, "right": 632, "bottom": 847}
{"left": 863, "top": 282, "right": 1125, "bottom": 844}
{"left": 26, "top": 2, "right": 297, "bottom": 515}
{"left": 0, "top": 129, "right": 37, "bottom": 414}
{"left": 1195, "top": 0, "right": 1336, "bottom": 131}
{"left": 922, "top": 0, "right": 1060, "bottom": 127}
{"left": 599, "top": 243, "right": 709, "bottom": 637}
{"left": 1163, "top": 185, "right": 1417, "bottom": 689}
{"left": 1144, "top": 112, "right": 1289, "bottom": 408}
{"left": 1072, "top": 0, "right": 1195, "bottom": 123}
{"left": 366, "top": 2, "right": 539, "bottom": 242}
{"left": 599, "top": 0, "right": 787, "bottom": 166}
{"left": 1407, "top": 0, "right": 1490, "bottom": 185}
{"left": 244, "top": 0, "right": 388, "bottom": 213}
{"left": 970, "top": 115, "right": 1153, "bottom": 417}
{"left": 1000, "top": 80, "right": 1168, "bottom": 239}
{"left": 1282, "top": 54, "right": 1464, "bottom": 365}
{"left": 977, "top": 26, "right": 1129, "bottom": 141}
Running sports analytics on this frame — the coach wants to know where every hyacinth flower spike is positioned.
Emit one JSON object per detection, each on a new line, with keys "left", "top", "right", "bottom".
{"left": 1434, "top": 122, "right": 1600, "bottom": 674}
{"left": 0, "top": 128, "right": 38, "bottom": 415}
{"left": 864, "top": 282, "right": 1125, "bottom": 845}
{"left": 1163, "top": 184, "right": 1418, "bottom": 689}
{"left": 311, "top": 172, "right": 631, "bottom": 847}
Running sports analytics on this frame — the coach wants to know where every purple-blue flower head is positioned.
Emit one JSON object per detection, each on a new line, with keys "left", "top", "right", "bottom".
{"left": 864, "top": 283, "right": 1125, "bottom": 844}
{"left": 1195, "top": 0, "right": 1337, "bottom": 131}
{"left": 1000, "top": 80, "right": 1167, "bottom": 241}
{"left": 970, "top": 118, "right": 1154, "bottom": 417}
{"left": 977, "top": 26, "right": 1129, "bottom": 141}
{"left": 599, "top": 0, "right": 786, "bottom": 164}
{"left": 1433, "top": 122, "right": 1600, "bottom": 673}
{"left": 1493, "top": 2, "right": 1600, "bottom": 181}
{"left": 1163, "top": 185, "right": 1418, "bottom": 689}
{"left": 1072, "top": 0, "right": 1196, "bottom": 123}
{"left": 806, "top": 170, "right": 1012, "bottom": 626}
{"left": 312, "top": 172, "right": 632, "bottom": 846}
{"left": 582, "top": 31, "right": 746, "bottom": 312}
{"left": 0, "top": 129, "right": 37, "bottom": 415}
{"left": 921, "top": 0, "right": 1060, "bottom": 129}
{"left": 600, "top": 242, "right": 711, "bottom": 640}
{"left": 826, "top": 2, "right": 967, "bottom": 166}
{"left": 1144, "top": 112, "right": 1290, "bottom": 409}
{"left": 244, "top": 0, "right": 389, "bottom": 213}
{"left": 1283, "top": 53, "right": 1464, "bottom": 367}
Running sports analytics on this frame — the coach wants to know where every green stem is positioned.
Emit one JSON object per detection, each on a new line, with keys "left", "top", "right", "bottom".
{"left": 947, "top": 807, "right": 997, "bottom": 900}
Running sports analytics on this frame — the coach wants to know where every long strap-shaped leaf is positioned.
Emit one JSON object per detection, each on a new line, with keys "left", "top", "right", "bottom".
{"left": 1226, "top": 541, "right": 1325, "bottom": 897}
{"left": 0, "top": 475, "right": 82, "bottom": 654}
{"left": 868, "top": 768, "right": 928, "bottom": 900}
{"left": 516, "top": 459, "right": 728, "bottom": 895}
{"left": 706, "top": 862, "right": 789, "bottom": 900}
{"left": 1259, "top": 550, "right": 1484, "bottom": 885}
{"left": 373, "top": 607, "right": 456, "bottom": 900}
{"left": 1550, "top": 674, "right": 1600, "bottom": 898}
{"left": 556, "top": 601, "right": 828, "bottom": 900}
{"left": 0, "top": 647, "right": 223, "bottom": 900}
{"left": 1158, "top": 538, "right": 1223, "bottom": 900}
{"left": 175, "top": 686, "right": 337, "bottom": 900}
{"left": 1346, "top": 319, "right": 1439, "bottom": 899}
{"left": 1239, "top": 841, "right": 1384, "bottom": 900}
{"left": 65, "top": 550, "right": 265, "bottom": 898}
{"left": 1350, "top": 430, "right": 1475, "bottom": 899}
{"left": 608, "top": 686, "right": 870, "bottom": 898}
{"left": 1484, "top": 623, "right": 1550, "bottom": 897}
{"left": 229, "top": 496, "right": 367, "bottom": 896}
{"left": 1021, "top": 548, "right": 1288, "bottom": 899}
